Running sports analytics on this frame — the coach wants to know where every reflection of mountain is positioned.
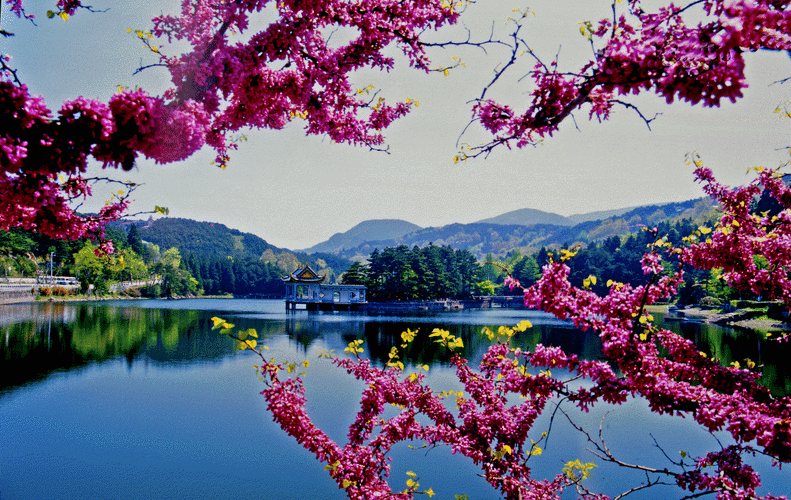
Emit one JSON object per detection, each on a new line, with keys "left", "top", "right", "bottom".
{"left": 3, "top": 303, "right": 787, "bottom": 397}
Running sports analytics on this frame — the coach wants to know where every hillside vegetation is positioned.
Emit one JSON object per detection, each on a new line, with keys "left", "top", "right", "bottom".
{"left": 315, "top": 198, "right": 716, "bottom": 261}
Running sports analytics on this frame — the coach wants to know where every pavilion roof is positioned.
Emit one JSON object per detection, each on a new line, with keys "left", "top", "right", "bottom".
{"left": 281, "top": 264, "right": 326, "bottom": 283}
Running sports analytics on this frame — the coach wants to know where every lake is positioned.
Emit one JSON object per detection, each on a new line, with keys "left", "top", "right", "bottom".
{"left": 1, "top": 299, "right": 788, "bottom": 499}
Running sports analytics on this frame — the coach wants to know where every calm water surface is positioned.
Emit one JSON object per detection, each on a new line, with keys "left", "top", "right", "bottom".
{"left": 1, "top": 299, "right": 788, "bottom": 499}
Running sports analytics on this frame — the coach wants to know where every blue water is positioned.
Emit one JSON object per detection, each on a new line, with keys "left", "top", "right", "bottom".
{"left": 1, "top": 299, "right": 787, "bottom": 499}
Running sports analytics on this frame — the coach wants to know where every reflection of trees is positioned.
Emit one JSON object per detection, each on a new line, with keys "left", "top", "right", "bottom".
{"left": 656, "top": 312, "right": 789, "bottom": 397}
{"left": 284, "top": 315, "right": 360, "bottom": 353}
{"left": 1, "top": 305, "right": 241, "bottom": 393}
{"left": 5, "top": 304, "right": 786, "bottom": 399}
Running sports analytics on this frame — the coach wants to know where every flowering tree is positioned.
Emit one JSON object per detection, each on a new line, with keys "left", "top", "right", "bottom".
{"left": 4, "top": 1, "right": 791, "bottom": 497}
{"left": 1, "top": 0, "right": 459, "bottom": 241}
{"left": 464, "top": 0, "right": 791, "bottom": 157}
{"left": 214, "top": 162, "right": 791, "bottom": 499}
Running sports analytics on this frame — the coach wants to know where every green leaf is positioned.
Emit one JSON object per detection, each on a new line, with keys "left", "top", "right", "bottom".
{"left": 46, "top": 10, "right": 55, "bottom": 18}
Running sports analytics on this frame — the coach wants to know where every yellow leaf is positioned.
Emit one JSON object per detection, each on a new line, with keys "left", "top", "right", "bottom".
{"left": 58, "top": 12, "right": 69, "bottom": 21}
{"left": 443, "top": 68, "right": 449, "bottom": 77}
{"left": 515, "top": 320, "right": 532, "bottom": 332}
{"left": 426, "top": 488, "right": 435, "bottom": 498}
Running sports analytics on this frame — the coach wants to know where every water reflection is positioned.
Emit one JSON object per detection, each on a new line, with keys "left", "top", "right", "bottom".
{"left": 2, "top": 301, "right": 788, "bottom": 397}
{"left": 1, "top": 300, "right": 789, "bottom": 500}
{"left": 655, "top": 311, "right": 790, "bottom": 396}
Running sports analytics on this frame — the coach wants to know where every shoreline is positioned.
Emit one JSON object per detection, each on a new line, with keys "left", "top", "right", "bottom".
{"left": 0, "top": 293, "right": 234, "bottom": 306}
{"left": 645, "top": 304, "right": 790, "bottom": 333}
{"left": 5, "top": 294, "right": 788, "bottom": 333}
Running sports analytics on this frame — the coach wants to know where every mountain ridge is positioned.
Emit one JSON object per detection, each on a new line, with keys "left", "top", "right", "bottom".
{"left": 475, "top": 208, "right": 574, "bottom": 227}
{"left": 300, "top": 198, "right": 716, "bottom": 261}
{"left": 121, "top": 198, "right": 716, "bottom": 272}
{"left": 300, "top": 219, "right": 422, "bottom": 253}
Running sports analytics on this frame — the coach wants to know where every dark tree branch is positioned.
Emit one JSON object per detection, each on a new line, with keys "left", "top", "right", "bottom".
{"left": 610, "top": 99, "right": 661, "bottom": 131}
{"left": 132, "top": 61, "right": 168, "bottom": 76}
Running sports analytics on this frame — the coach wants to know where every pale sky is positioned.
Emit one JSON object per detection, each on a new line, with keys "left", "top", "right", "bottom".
{"left": 3, "top": 1, "right": 789, "bottom": 250}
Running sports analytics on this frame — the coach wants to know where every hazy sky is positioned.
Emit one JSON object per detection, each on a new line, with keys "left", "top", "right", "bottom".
{"left": 3, "top": 1, "right": 789, "bottom": 250}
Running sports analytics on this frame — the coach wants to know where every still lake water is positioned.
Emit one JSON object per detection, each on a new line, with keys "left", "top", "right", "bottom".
{"left": 1, "top": 299, "right": 788, "bottom": 499}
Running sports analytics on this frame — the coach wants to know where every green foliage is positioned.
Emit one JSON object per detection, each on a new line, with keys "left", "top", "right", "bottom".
{"left": 563, "top": 460, "right": 598, "bottom": 481}
{"left": 346, "top": 244, "right": 482, "bottom": 301}
{"left": 509, "top": 218, "right": 736, "bottom": 303}
{"left": 473, "top": 279, "right": 496, "bottom": 296}
{"left": 0, "top": 228, "right": 35, "bottom": 255}
{"left": 340, "top": 261, "right": 368, "bottom": 285}
{"left": 126, "top": 224, "right": 145, "bottom": 255}
{"left": 138, "top": 218, "right": 277, "bottom": 260}
{"left": 125, "top": 217, "right": 350, "bottom": 296}
{"left": 73, "top": 242, "right": 105, "bottom": 292}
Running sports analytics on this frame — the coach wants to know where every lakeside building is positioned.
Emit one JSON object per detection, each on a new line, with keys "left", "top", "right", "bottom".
{"left": 282, "top": 264, "right": 367, "bottom": 311}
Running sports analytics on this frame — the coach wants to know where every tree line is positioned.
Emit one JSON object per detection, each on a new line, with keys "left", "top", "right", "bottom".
{"left": 341, "top": 244, "right": 484, "bottom": 301}
{"left": 492, "top": 217, "right": 765, "bottom": 307}
{"left": 0, "top": 223, "right": 286, "bottom": 298}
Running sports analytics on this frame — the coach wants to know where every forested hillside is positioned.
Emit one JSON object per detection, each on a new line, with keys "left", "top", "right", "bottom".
{"left": 127, "top": 218, "right": 349, "bottom": 276}
{"left": 115, "top": 218, "right": 352, "bottom": 296}
{"left": 136, "top": 218, "right": 274, "bottom": 260}
{"left": 317, "top": 198, "right": 716, "bottom": 261}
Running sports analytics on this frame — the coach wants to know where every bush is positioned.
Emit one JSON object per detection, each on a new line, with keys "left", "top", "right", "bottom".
{"left": 699, "top": 296, "right": 722, "bottom": 307}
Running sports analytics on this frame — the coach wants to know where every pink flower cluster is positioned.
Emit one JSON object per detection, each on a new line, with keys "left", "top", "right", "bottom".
{"left": 683, "top": 162, "right": 791, "bottom": 307}
{"left": 2, "top": 0, "right": 458, "bottom": 239}
{"left": 151, "top": 0, "right": 457, "bottom": 161}
{"left": 474, "top": 0, "right": 790, "bottom": 151}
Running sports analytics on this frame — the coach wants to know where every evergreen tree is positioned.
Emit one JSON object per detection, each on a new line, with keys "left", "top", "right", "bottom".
{"left": 127, "top": 224, "right": 145, "bottom": 256}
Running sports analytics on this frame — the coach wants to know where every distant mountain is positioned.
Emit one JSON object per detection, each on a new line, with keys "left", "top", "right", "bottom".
{"left": 567, "top": 207, "right": 638, "bottom": 224}
{"left": 476, "top": 208, "right": 574, "bottom": 227}
{"left": 302, "top": 198, "right": 717, "bottom": 261}
{"left": 301, "top": 219, "right": 422, "bottom": 253}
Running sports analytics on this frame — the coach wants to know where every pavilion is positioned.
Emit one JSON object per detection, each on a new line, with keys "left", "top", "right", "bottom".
{"left": 282, "top": 264, "right": 367, "bottom": 311}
